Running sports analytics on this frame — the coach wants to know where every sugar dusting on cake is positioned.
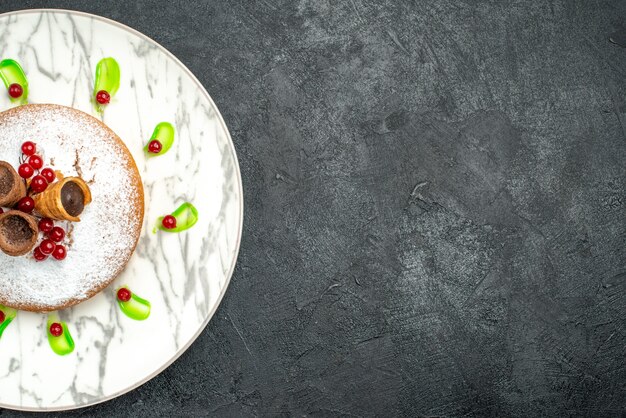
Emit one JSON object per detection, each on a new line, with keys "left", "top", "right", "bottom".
{"left": 0, "top": 104, "right": 143, "bottom": 310}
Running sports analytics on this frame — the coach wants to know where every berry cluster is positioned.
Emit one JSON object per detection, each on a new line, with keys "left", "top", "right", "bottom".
{"left": 2, "top": 141, "right": 69, "bottom": 262}
{"left": 33, "top": 218, "right": 67, "bottom": 262}
{"left": 17, "top": 141, "right": 57, "bottom": 196}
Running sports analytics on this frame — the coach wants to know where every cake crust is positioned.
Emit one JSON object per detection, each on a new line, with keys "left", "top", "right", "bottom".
{"left": 0, "top": 104, "right": 144, "bottom": 312}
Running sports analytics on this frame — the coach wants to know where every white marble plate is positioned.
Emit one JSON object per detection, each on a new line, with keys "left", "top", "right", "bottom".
{"left": 0, "top": 9, "right": 242, "bottom": 411}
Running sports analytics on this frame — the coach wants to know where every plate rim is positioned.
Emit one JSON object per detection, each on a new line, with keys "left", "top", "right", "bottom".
{"left": 0, "top": 8, "right": 244, "bottom": 412}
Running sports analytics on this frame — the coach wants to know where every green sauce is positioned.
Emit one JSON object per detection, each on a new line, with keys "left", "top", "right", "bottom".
{"left": 153, "top": 202, "right": 199, "bottom": 233}
{"left": 93, "top": 57, "right": 120, "bottom": 111}
{"left": 46, "top": 315, "right": 75, "bottom": 356}
{"left": 117, "top": 288, "right": 151, "bottom": 320}
{"left": 0, "top": 59, "right": 28, "bottom": 104}
{"left": 144, "top": 122, "right": 175, "bottom": 156}
{"left": 0, "top": 305, "right": 17, "bottom": 339}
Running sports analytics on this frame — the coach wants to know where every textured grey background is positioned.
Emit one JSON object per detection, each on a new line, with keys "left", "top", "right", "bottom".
{"left": 1, "top": 1, "right": 625, "bottom": 417}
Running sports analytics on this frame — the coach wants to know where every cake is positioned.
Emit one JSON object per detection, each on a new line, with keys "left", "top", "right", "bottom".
{"left": 0, "top": 104, "right": 144, "bottom": 312}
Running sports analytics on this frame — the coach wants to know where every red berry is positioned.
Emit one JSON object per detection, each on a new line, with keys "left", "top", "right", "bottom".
{"left": 21, "top": 141, "right": 36, "bottom": 156}
{"left": 52, "top": 245, "right": 66, "bottom": 260}
{"left": 0, "top": 310, "right": 4, "bottom": 323}
{"left": 117, "top": 288, "right": 131, "bottom": 302}
{"left": 48, "top": 226, "right": 65, "bottom": 243}
{"left": 33, "top": 246, "right": 47, "bottom": 261}
{"left": 17, "top": 196, "right": 34, "bottom": 213}
{"left": 49, "top": 322, "right": 63, "bottom": 337}
{"left": 28, "top": 155, "right": 43, "bottom": 170}
{"left": 39, "top": 239, "right": 56, "bottom": 255}
{"left": 96, "top": 90, "right": 110, "bottom": 104}
{"left": 38, "top": 218, "right": 54, "bottom": 233}
{"left": 162, "top": 215, "right": 177, "bottom": 229}
{"left": 8, "top": 83, "right": 23, "bottom": 98}
{"left": 18, "top": 163, "right": 34, "bottom": 178}
{"left": 40, "top": 168, "right": 56, "bottom": 183}
{"left": 30, "top": 175, "right": 48, "bottom": 193}
{"left": 148, "top": 140, "right": 162, "bottom": 154}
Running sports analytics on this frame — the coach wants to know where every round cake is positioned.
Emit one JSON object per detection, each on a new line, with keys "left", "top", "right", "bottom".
{"left": 0, "top": 104, "right": 144, "bottom": 312}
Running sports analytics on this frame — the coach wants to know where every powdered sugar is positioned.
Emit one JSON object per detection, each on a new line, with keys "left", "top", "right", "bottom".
{"left": 0, "top": 104, "right": 143, "bottom": 311}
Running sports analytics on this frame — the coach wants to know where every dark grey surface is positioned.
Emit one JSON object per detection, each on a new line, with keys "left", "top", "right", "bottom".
{"left": 1, "top": 1, "right": 625, "bottom": 416}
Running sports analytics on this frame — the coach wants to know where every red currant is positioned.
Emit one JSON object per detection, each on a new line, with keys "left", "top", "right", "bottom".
{"left": 40, "top": 168, "right": 56, "bottom": 183}
{"left": 30, "top": 175, "right": 48, "bottom": 193}
{"left": 0, "top": 311, "right": 4, "bottom": 323}
{"left": 117, "top": 288, "right": 131, "bottom": 302}
{"left": 17, "top": 196, "right": 34, "bottom": 213}
{"left": 33, "top": 246, "right": 47, "bottom": 261}
{"left": 48, "top": 226, "right": 65, "bottom": 243}
{"left": 38, "top": 218, "right": 54, "bottom": 233}
{"left": 8, "top": 83, "right": 23, "bottom": 98}
{"left": 148, "top": 140, "right": 162, "bottom": 154}
{"left": 96, "top": 90, "right": 110, "bottom": 104}
{"left": 39, "top": 239, "right": 56, "bottom": 255}
{"left": 49, "top": 322, "right": 63, "bottom": 337}
{"left": 21, "top": 141, "right": 36, "bottom": 156}
{"left": 52, "top": 245, "right": 66, "bottom": 260}
{"left": 18, "top": 163, "right": 34, "bottom": 178}
{"left": 162, "top": 215, "right": 177, "bottom": 229}
{"left": 28, "top": 155, "right": 43, "bottom": 170}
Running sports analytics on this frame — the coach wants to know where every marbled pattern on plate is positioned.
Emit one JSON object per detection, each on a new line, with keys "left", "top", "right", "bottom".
{"left": 0, "top": 10, "right": 242, "bottom": 411}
